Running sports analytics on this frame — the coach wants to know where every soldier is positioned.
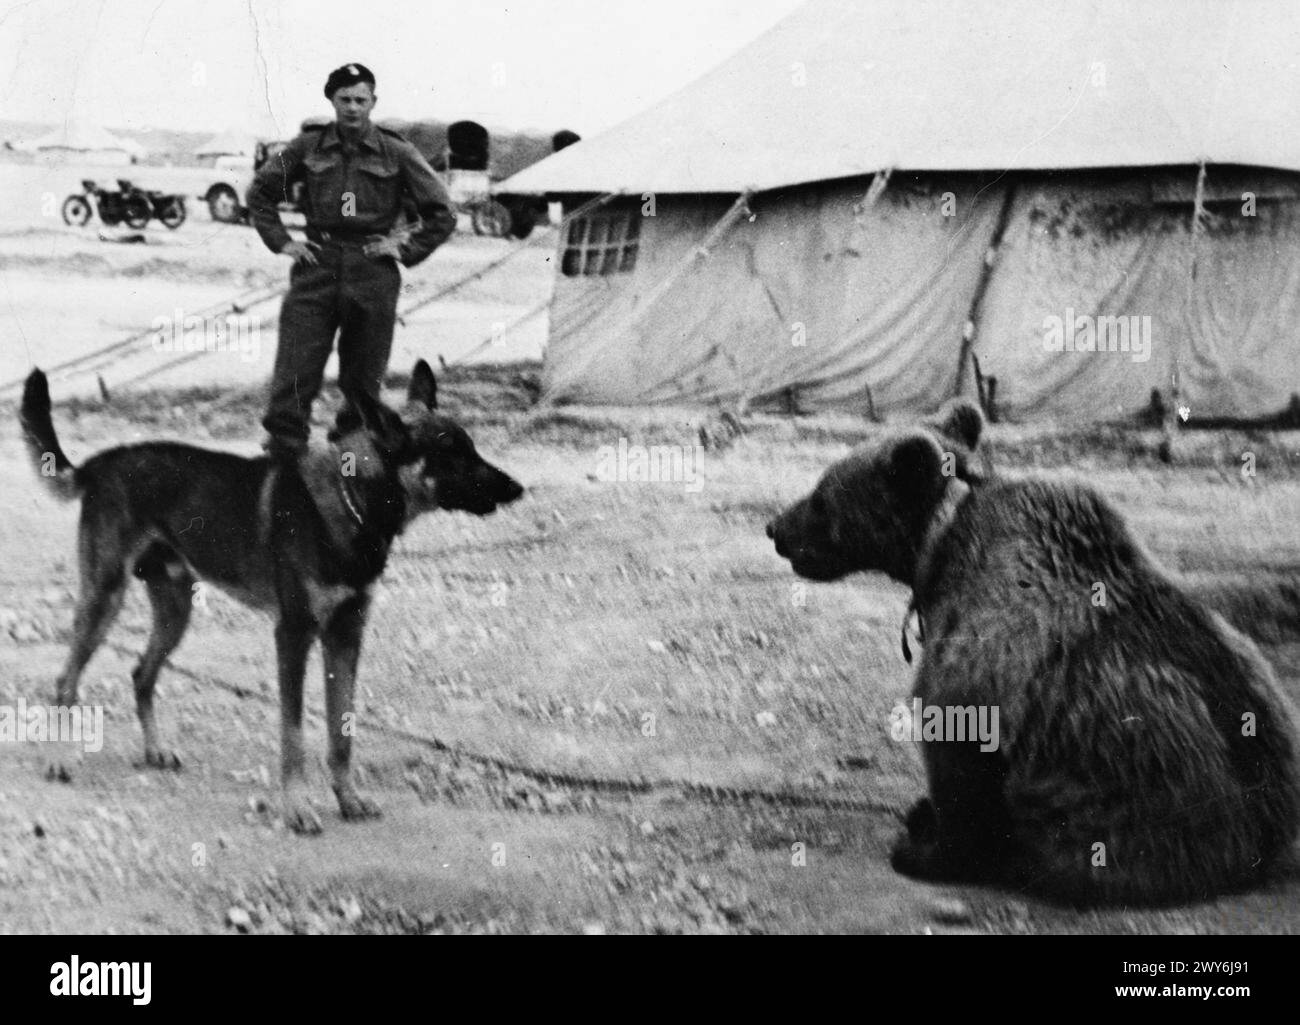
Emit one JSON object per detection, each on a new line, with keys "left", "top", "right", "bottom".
{"left": 248, "top": 62, "right": 457, "bottom": 460}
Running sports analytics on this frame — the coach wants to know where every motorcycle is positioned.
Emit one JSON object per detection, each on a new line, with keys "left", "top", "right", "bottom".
{"left": 61, "top": 179, "right": 186, "bottom": 230}
{"left": 140, "top": 187, "right": 187, "bottom": 229}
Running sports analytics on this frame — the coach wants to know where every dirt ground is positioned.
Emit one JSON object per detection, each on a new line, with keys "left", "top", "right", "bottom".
{"left": 0, "top": 367, "right": 1298, "bottom": 934}
{"left": 1, "top": 160, "right": 1299, "bottom": 934}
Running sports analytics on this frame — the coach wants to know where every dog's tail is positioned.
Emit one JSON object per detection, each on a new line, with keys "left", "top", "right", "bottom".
{"left": 20, "top": 369, "right": 80, "bottom": 501}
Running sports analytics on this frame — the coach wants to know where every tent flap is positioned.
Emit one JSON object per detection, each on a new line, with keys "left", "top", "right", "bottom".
{"left": 544, "top": 180, "right": 1003, "bottom": 413}
{"left": 975, "top": 173, "right": 1300, "bottom": 419}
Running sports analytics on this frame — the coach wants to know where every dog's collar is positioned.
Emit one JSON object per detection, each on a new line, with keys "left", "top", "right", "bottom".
{"left": 327, "top": 437, "right": 377, "bottom": 529}
{"left": 337, "top": 474, "right": 366, "bottom": 528}
{"left": 900, "top": 477, "right": 972, "bottom": 664}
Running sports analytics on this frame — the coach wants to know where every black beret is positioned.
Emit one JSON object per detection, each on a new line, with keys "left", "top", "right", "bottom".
{"left": 324, "top": 63, "right": 376, "bottom": 98}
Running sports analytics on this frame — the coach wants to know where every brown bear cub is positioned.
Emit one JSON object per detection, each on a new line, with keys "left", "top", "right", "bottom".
{"left": 767, "top": 400, "right": 1300, "bottom": 905}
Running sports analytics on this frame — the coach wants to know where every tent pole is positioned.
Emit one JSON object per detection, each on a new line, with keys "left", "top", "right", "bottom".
{"left": 1162, "top": 160, "right": 1208, "bottom": 461}
{"left": 955, "top": 181, "right": 1018, "bottom": 414}
{"left": 854, "top": 168, "right": 894, "bottom": 220}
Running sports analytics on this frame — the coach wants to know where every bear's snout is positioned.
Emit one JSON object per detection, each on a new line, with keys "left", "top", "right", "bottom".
{"left": 767, "top": 496, "right": 857, "bottom": 582}
{"left": 766, "top": 518, "right": 791, "bottom": 558}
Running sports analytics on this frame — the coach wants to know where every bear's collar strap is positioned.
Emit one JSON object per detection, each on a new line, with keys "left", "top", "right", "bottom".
{"left": 901, "top": 477, "right": 972, "bottom": 664}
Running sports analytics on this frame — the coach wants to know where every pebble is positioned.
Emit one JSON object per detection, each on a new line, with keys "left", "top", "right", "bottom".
{"left": 226, "top": 907, "right": 252, "bottom": 932}
{"left": 11, "top": 621, "right": 42, "bottom": 643}
{"left": 928, "top": 897, "right": 972, "bottom": 925}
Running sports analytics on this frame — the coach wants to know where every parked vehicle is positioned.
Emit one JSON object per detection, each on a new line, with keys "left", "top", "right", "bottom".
{"left": 192, "top": 118, "right": 575, "bottom": 236}
{"left": 488, "top": 129, "right": 580, "bottom": 239}
{"left": 61, "top": 180, "right": 187, "bottom": 230}
{"left": 62, "top": 179, "right": 149, "bottom": 228}
{"left": 201, "top": 152, "right": 257, "bottom": 223}
{"left": 441, "top": 120, "right": 560, "bottom": 240}
{"left": 199, "top": 142, "right": 292, "bottom": 223}
{"left": 140, "top": 187, "right": 187, "bottom": 228}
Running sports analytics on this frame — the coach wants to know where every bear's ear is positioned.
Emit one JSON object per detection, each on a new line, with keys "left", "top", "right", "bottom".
{"left": 887, "top": 434, "right": 946, "bottom": 502}
{"left": 931, "top": 398, "right": 983, "bottom": 451}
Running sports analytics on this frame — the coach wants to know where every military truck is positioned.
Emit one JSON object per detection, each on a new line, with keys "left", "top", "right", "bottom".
{"left": 197, "top": 118, "right": 576, "bottom": 236}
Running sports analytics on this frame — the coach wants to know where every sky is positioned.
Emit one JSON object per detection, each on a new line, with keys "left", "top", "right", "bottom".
{"left": 0, "top": 0, "right": 805, "bottom": 137}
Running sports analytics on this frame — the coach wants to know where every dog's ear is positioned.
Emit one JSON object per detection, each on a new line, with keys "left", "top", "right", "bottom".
{"left": 329, "top": 396, "right": 364, "bottom": 442}
{"left": 329, "top": 389, "right": 411, "bottom": 456}
{"left": 408, "top": 360, "right": 438, "bottom": 410}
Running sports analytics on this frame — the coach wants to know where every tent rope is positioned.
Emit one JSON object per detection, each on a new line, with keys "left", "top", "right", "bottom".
{"left": 395, "top": 191, "right": 618, "bottom": 323}
{"left": 740, "top": 171, "right": 899, "bottom": 410}
{"left": 0, "top": 193, "right": 618, "bottom": 397}
{"left": 392, "top": 191, "right": 621, "bottom": 365}
{"left": 0, "top": 281, "right": 287, "bottom": 396}
{"left": 546, "top": 191, "right": 757, "bottom": 405}
{"left": 629, "top": 190, "right": 755, "bottom": 325}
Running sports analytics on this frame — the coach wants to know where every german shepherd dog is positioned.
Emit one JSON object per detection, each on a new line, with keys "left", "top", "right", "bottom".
{"left": 20, "top": 360, "right": 523, "bottom": 833}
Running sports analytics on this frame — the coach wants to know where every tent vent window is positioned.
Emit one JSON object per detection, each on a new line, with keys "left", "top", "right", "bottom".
{"left": 562, "top": 213, "right": 640, "bottom": 276}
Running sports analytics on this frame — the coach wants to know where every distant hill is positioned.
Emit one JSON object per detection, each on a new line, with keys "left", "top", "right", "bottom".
{"left": 0, "top": 119, "right": 216, "bottom": 166}
{"left": 1, "top": 118, "right": 568, "bottom": 177}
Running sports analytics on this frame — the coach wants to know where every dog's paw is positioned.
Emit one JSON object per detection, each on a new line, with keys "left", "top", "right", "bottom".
{"left": 336, "top": 789, "right": 382, "bottom": 822}
{"left": 282, "top": 792, "right": 324, "bottom": 835}
{"left": 44, "top": 761, "right": 73, "bottom": 784}
{"left": 135, "top": 748, "right": 183, "bottom": 772}
{"left": 43, "top": 740, "right": 82, "bottom": 783}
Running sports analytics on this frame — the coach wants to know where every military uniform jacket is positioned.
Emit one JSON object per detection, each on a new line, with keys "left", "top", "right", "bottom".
{"left": 248, "top": 121, "right": 456, "bottom": 267}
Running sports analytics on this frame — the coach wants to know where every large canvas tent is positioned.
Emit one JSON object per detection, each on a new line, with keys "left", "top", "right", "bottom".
{"left": 26, "top": 120, "right": 144, "bottom": 165}
{"left": 499, "top": 0, "right": 1300, "bottom": 420}
{"left": 195, "top": 130, "right": 257, "bottom": 161}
